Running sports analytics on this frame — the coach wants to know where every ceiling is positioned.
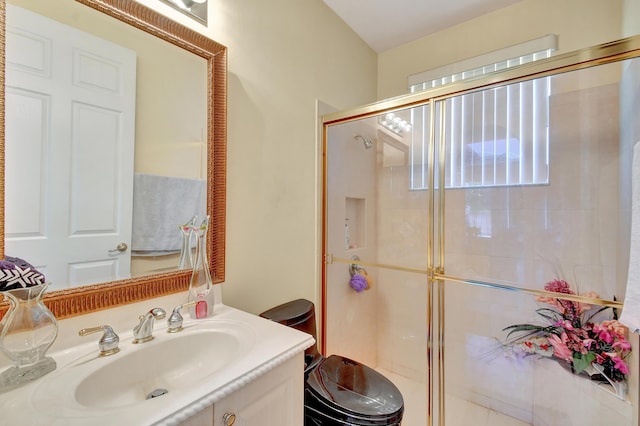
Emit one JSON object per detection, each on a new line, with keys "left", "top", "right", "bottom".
{"left": 322, "top": 0, "right": 523, "bottom": 53}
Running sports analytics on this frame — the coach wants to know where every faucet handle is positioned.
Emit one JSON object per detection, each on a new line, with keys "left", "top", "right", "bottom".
{"left": 147, "top": 307, "right": 167, "bottom": 320}
{"left": 132, "top": 307, "right": 166, "bottom": 344}
{"left": 167, "top": 301, "right": 198, "bottom": 333}
{"left": 79, "top": 325, "right": 120, "bottom": 356}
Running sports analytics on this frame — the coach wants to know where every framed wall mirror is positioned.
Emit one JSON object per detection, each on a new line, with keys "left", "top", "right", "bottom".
{"left": 0, "top": 0, "right": 227, "bottom": 318}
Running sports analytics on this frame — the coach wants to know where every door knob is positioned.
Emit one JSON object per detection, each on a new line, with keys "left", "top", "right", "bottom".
{"left": 223, "top": 412, "right": 236, "bottom": 425}
{"left": 109, "top": 242, "right": 128, "bottom": 253}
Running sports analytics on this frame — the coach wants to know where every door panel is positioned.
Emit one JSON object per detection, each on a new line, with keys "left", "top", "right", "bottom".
{"left": 5, "top": 4, "right": 136, "bottom": 289}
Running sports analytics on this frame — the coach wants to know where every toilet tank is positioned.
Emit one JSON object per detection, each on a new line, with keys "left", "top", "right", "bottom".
{"left": 259, "top": 299, "right": 322, "bottom": 369}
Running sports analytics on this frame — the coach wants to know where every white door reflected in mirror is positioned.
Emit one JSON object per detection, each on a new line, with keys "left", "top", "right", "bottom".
{"left": 5, "top": 5, "right": 136, "bottom": 290}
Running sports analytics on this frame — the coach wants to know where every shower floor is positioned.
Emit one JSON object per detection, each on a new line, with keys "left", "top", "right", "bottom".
{"left": 377, "top": 368, "right": 531, "bottom": 426}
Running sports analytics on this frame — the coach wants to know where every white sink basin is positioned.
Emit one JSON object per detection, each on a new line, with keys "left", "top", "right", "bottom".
{"left": 75, "top": 330, "right": 241, "bottom": 409}
{"left": 30, "top": 318, "right": 254, "bottom": 419}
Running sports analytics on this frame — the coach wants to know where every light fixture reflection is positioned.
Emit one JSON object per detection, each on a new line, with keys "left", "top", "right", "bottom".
{"left": 160, "top": 0, "right": 208, "bottom": 25}
{"left": 176, "top": 0, "right": 205, "bottom": 10}
{"left": 378, "top": 113, "right": 412, "bottom": 136}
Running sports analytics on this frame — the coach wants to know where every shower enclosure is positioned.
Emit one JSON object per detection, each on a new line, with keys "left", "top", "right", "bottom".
{"left": 322, "top": 36, "right": 640, "bottom": 426}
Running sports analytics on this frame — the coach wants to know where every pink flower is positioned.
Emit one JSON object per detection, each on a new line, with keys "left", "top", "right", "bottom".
{"left": 577, "top": 291, "right": 600, "bottom": 314}
{"left": 544, "top": 279, "right": 574, "bottom": 294}
{"left": 600, "top": 330, "right": 613, "bottom": 344}
{"left": 612, "top": 356, "right": 630, "bottom": 375}
{"left": 536, "top": 279, "right": 582, "bottom": 316}
{"left": 601, "top": 320, "right": 628, "bottom": 338}
{"left": 505, "top": 279, "right": 631, "bottom": 382}
{"left": 613, "top": 340, "right": 632, "bottom": 351}
{"left": 547, "top": 333, "right": 573, "bottom": 362}
{"left": 555, "top": 319, "right": 574, "bottom": 331}
{"left": 592, "top": 323, "right": 614, "bottom": 344}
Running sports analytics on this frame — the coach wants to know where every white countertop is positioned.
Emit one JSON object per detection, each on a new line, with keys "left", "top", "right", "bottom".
{"left": 0, "top": 298, "right": 314, "bottom": 425}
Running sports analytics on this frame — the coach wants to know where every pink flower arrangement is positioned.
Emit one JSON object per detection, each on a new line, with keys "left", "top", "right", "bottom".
{"left": 504, "top": 279, "right": 631, "bottom": 383}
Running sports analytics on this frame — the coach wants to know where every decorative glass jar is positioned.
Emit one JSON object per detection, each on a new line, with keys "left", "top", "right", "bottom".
{"left": 0, "top": 283, "right": 57, "bottom": 391}
{"left": 187, "top": 216, "right": 215, "bottom": 319}
{"left": 178, "top": 215, "right": 197, "bottom": 270}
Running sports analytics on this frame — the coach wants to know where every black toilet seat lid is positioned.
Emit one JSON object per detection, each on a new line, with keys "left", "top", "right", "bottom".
{"left": 306, "top": 355, "right": 404, "bottom": 419}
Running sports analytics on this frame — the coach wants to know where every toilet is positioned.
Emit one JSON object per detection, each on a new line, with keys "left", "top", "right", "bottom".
{"left": 260, "top": 299, "right": 404, "bottom": 426}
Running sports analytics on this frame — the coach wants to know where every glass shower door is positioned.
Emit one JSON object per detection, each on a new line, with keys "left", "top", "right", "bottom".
{"left": 434, "top": 58, "right": 637, "bottom": 425}
{"left": 324, "top": 104, "right": 433, "bottom": 425}
{"left": 323, "top": 45, "right": 640, "bottom": 426}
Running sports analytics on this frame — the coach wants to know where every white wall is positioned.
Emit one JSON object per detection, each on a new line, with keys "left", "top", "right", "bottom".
{"left": 139, "top": 0, "right": 378, "bottom": 314}
{"left": 377, "top": 0, "right": 625, "bottom": 99}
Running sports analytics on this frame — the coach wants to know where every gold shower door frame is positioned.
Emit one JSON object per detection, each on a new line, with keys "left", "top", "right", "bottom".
{"left": 322, "top": 35, "right": 640, "bottom": 426}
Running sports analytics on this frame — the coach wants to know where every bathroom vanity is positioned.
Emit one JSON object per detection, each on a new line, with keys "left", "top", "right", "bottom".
{"left": 0, "top": 293, "right": 313, "bottom": 425}
{"left": 183, "top": 355, "right": 302, "bottom": 425}
{"left": 0, "top": 1, "right": 311, "bottom": 423}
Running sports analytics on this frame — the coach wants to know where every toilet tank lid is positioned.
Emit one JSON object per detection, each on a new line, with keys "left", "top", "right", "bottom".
{"left": 259, "top": 299, "right": 315, "bottom": 326}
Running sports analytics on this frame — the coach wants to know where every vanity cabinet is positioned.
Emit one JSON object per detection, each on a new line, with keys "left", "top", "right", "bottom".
{"left": 181, "top": 353, "right": 304, "bottom": 426}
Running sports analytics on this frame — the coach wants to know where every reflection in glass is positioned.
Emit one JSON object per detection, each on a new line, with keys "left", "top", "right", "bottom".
{"left": 178, "top": 216, "right": 198, "bottom": 270}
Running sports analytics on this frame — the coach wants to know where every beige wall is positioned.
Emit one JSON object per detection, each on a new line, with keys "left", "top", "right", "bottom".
{"left": 139, "top": 0, "right": 378, "bottom": 314}
{"left": 377, "top": 0, "right": 625, "bottom": 99}
{"left": 624, "top": 0, "right": 640, "bottom": 36}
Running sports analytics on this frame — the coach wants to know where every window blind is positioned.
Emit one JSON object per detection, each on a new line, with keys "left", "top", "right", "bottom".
{"left": 408, "top": 38, "right": 556, "bottom": 190}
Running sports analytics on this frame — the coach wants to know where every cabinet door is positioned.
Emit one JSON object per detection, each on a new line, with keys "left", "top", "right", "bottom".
{"left": 214, "top": 353, "right": 304, "bottom": 426}
{"left": 180, "top": 405, "right": 214, "bottom": 426}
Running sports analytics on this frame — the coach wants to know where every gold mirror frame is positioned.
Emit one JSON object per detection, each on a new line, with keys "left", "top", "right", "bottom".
{"left": 0, "top": 0, "right": 227, "bottom": 318}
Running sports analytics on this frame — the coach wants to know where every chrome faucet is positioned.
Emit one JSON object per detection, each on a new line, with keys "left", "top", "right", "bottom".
{"left": 79, "top": 325, "right": 120, "bottom": 356}
{"left": 167, "top": 300, "right": 197, "bottom": 333}
{"left": 133, "top": 307, "right": 166, "bottom": 344}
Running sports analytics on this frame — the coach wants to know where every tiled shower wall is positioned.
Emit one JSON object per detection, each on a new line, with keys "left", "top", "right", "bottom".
{"left": 372, "top": 76, "right": 625, "bottom": 378}
{"left": 445, "top": 82, "right": 621, "bottom": 294}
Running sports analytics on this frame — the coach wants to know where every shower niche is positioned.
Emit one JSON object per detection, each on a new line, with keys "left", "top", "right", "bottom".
{"left": 344, "top": 197, "right": 365, "bottom": 250}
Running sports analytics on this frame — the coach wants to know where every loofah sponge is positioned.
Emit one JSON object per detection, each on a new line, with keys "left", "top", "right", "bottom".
{"left": 349, "top": 274, "right": 368, "bottom": 293}
{"left": 0, "top": 256, "right": 46, "bottom": 291}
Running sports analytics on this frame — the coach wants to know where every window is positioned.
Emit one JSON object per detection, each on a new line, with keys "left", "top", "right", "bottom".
{"left": 408, "top": 36, "right": 556, "bottom": 190}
